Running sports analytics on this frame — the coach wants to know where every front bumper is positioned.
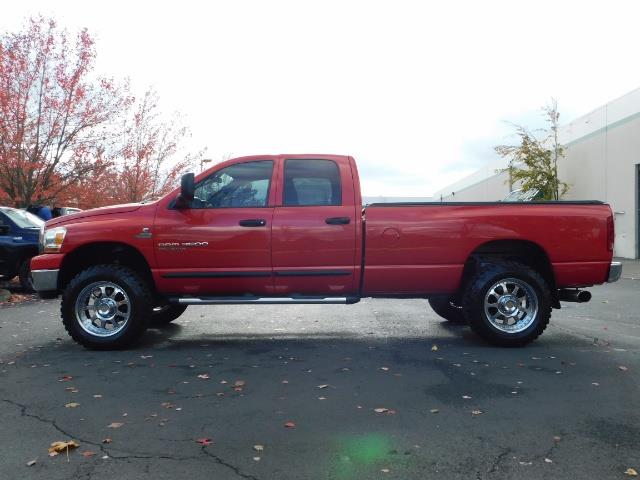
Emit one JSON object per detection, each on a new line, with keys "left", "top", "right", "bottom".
{"left": 31, "top": 269, "right": 59, "bottom": 292}
{"left": 607, "top": 261, "right": 622, "bottom": 283}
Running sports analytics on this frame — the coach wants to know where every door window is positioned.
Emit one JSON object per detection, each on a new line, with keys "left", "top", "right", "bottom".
{"left": 192, "top": 161, "right": 273, "bottom": 208}
{"left": 283, "top": 159, "right": 341, "bottom": 206}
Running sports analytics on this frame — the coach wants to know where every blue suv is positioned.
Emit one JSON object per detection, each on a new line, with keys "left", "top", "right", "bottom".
{"left": 0, "top": 207, "right": 43, "bottom": 291}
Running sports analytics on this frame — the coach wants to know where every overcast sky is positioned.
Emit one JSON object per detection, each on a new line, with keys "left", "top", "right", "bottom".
{"left": 3, "top": 0, "right": 640, "bottom": 196}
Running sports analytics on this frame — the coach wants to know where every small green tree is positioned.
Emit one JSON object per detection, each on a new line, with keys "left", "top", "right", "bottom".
{"left": 495, "top": 100, "right": 569, "bottom": 200}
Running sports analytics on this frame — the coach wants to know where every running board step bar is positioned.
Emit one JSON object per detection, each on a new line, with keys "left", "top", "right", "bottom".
{"left": 170, "top": 296, "right": 360, "bottom": 305}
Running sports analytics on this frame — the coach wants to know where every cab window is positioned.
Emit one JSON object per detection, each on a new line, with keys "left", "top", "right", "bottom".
{"left": 283, "top": 159, "right": 341, "bottom": 206}
{"left": 192, "top": 161, "right": 273, "bottom": 208}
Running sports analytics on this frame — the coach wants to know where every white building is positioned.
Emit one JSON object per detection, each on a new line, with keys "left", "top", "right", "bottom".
{"left": 433, "top": 88, "right": 640, "bottom": 259}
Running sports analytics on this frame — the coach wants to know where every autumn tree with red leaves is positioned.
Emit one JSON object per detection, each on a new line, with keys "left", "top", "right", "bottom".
{"left": 106, "top": 89, "right": 199, "bottom": 204}
{"left": 0, "top": 17, "right": 201, "bottom": 209}
{"left": 0, "top": 17, "right": 128, "bottom": 208}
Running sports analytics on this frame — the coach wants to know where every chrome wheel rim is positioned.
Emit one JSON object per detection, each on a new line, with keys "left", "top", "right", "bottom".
{"left": 483, "top": 277, "right": 538, "bottom": 333}
{"left": 75, "top": 281, "right": 131, "bottom": 337}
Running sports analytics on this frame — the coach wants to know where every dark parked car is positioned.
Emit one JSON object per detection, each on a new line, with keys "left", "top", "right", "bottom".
{"left": 0, "top": 206, "right": 43, "bottom": 291}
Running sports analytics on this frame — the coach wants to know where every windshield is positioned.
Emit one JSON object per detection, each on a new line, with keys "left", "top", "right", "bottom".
{"left": 0, "top": 208, "right": 45, "bottom": 228}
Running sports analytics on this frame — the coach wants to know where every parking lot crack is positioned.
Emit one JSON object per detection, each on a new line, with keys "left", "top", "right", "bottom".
{"left": 200, "top": 446, "right": 260, "bottom": 480}
{"left": 2, "top": 398, "right": 105, "bottom": 449}
{"left": 483, "top": 447, "right": 512, "bottom": 478}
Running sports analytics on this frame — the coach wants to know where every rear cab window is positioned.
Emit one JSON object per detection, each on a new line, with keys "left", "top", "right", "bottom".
{"left": 283, "top": 159, "right": 342, "bottom": 206}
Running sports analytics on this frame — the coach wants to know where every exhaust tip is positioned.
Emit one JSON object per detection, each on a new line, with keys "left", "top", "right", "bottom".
{"left": 577, "top": 290, "right": 592, "bottom": 303}
{"left": 558, "top": 289, "right": 592, "bottom": 303}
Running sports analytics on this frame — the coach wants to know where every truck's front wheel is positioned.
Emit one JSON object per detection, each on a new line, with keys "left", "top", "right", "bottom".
{"left": 461, "top": 260, "right": 551, "bottom": 347}
{"left": 61, "top": 265, "right": 152, "bottom": 350}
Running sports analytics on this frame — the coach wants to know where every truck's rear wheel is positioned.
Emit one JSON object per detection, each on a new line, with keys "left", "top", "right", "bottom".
{"left": 461, "top": 260, "right": 551, "bottom": 347}
{"left": 151, "top": 304, "right": 188, "bottom": 327}
{"left": 428, "top": 297, "right": 466, "bottom": 323}
{"left": 61, "top": 265, "right": 152, "bottom": 350}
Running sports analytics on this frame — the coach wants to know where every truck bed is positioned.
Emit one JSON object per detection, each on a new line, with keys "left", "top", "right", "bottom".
{"left": 362, "top": 201, "right": 612, "bottom": 295}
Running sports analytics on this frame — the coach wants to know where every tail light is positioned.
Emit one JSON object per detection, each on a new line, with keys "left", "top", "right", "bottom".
{"left": 606, "top": 214, "right": 614, "bottom": 253}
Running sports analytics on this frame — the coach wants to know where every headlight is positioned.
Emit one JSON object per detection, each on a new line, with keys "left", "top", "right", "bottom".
{"left": 42, "top": 227, "right": 67, "bottom": 253}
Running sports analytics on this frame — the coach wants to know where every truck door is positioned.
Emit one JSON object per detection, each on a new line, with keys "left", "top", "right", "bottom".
{"left": 153, "top": 160, "right": 277, "bottom": 296}
{"left": 271, "top": 158, "right": 358, "bottom": 295}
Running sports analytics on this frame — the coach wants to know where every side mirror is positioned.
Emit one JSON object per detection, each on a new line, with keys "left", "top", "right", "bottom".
{"left": 0, "top": 224, "right": 9, "bottom": 235}
{"left": 175, "top": 172, "right": 195, "bottom": 209}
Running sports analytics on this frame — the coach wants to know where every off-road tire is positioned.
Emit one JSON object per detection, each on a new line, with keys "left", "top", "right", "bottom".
{"left": 61, "top": 265, "right": 152, "bottom": 350}
{"left": 461, "top": 260, "right": 551, "bottom": 347}
{"left": 18, "top": 259, "right": 34, "bottom": 292}
{"left": 151, "top": 304, "right": 188, "bottom": 327}
{"left": 428, "top": 297, "right": 466, "bottom": 323}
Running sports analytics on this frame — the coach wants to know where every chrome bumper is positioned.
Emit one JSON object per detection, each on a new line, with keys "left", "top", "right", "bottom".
{"left": 31, "top": 269, "right": 59, "bottom": 292}
{"left": 607, "top": 261, "right": 622, "bottom": 283}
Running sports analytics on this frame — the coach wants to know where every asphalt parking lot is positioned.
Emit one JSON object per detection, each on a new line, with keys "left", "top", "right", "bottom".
{"left": 0, "top": 264, "right": 638, "bottom": 480}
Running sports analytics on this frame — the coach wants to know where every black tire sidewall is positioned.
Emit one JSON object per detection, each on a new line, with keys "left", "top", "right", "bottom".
{"left": 150, "top": 304, "right": 188, "bottom": 326}
{"left": 428, "top": 297, "right": 466, "bottom": 323}
{"left": 19, "top": 259, "right": 34, "bottom": 292}
{"left": 61, "top": 265, "right": 152, "bottom": 349}
{"left": 463, "top": 262, "right": 551, "bottom": 346}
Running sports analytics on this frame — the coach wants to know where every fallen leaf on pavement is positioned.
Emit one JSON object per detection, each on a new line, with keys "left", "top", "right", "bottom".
{"left": 317, "top": 384, "right": 329, "bottom": 389}
{"left": 381, "top": 468, "right": 390, "bottom": 473}
{"left": 284, "top": 421, "right": 296, "bottom": 428}
{"left": 553, "top": 436, "right": 562, "bottom": 442}
{"left": 93, "top": 394, "right": 102, "bottom": 398}
{"left": 471, "top": 409, "right": 483, "bottom": 415}
{"left": 430, "top": 409, "right": 439, "bottom": 414}
{"left": 48, "top": 440, "right": 79, "bottom": 454}
{"left": 102, "top": 438, "right": 112, "bottom": 444}
{"left": 318, "top": 396, "right": 327, "bottom": 400}
{"left": 462, "top": 395, "right": 472, "bottom": 399}
{"left": 106, "top": 422, "right": 124, "bottom": 429}
{"left": 197, "top": 374, "right": 210, "bottom": 380}
{"left": 380, "top": 367, "right": 390, "bottom": 371}
{"left": 619, "top": 366, "right": 629, "bottom": 371}
{"left": 253, "top": 456, "right": 261, "bottom": 461}
{"left": 374, "top": 408, "right": 389, "bottom": 413}
{"left": 431, "top": 345, "right": 438, "bottom": 351}
{"left": 65, "top": 402, "right": 80, "bottom": 408}
{"left": 625, "top": 468, "right": 638, "bottom": 476}
{"left": 65, "top": 386, "right": 78, "bottom": 393}
{"left": 26, "top": 460, "right": 37, "bottom": 467}
{"left": 253, "top": 445, "right": 264, "bottom": 451}
{"left": 82, "top": 451, "right": 96, "bottom": 458}
{"left": 234, "top": 380, "right": 245, "bottom": 387}
{"left": 58, "top": 375, "right": 73, "bottom": 382}
{"left": 196, "top": 438, "right": 213, "bottom": 446}
{"left": 544, "top": 458, "right": 553, "bottom": 463}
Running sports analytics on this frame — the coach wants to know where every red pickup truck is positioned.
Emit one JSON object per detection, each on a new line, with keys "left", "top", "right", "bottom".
{"left": 30, "top": 154, "right": 621, "bottom": 349}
